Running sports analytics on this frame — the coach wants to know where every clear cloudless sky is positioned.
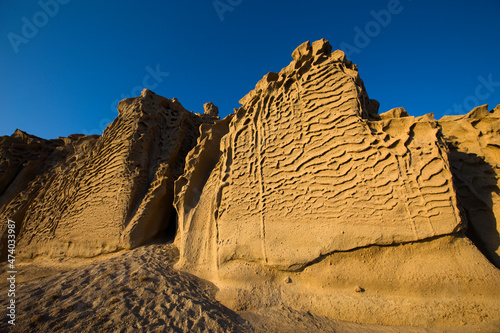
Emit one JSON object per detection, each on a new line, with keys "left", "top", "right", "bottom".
{"left": 0, "top": 0, "right": 499, "bottom": 139}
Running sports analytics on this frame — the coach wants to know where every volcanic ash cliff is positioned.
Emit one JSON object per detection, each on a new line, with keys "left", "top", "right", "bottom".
{"left": 173, "top": 40, "right": 500, "bottom": 326}
{"left": 1, "top": 39, "right": 499, "bottom": 328}
{"left": 0, "top": 90, "right": 217, "bottom": 259}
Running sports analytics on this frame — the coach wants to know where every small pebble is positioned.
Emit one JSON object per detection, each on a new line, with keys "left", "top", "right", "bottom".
{"left": 354, "top": 286, "right": 365, "bottom": 293}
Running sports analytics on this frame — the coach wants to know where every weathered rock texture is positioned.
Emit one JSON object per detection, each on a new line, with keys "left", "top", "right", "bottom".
{"left": 1, "top": 38, "right": 499, "bottom": 329}
{"left": 174, "top": 39, "right": 462, "bottom": 275}
{"left": 0, "top": 130, "right": 99, "bottom": 260}
{"left": 173, "top": 39, "right": 500, "bottom": 327}
{"left": 0, "top": 89, "right": 216, "bottom": 259}
{"left": 439, "top": 105, "right": 500, "bottom": 267}
{"left": 204, "top": 102, "right": 219, "bottom": 117}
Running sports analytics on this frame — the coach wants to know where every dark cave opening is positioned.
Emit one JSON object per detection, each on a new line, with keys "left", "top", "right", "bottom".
{"left": 164, "top": 207, "right": 178, "bottom": 241}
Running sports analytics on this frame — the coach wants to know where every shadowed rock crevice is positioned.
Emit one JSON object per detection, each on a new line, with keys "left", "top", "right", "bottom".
{"left": 439, "top": 104, "right": 500, "bottom": 268}
{"left": 164, "top": 208, "right": 178, "bottom": 241}
{"left": 445, "top": 146, "right": 500, "bottom": 267}
{"left": 286, "top": 232, "right": 467, "bottom": 273}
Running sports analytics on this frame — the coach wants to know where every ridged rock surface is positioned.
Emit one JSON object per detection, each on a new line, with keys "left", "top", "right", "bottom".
{"left": 171, "top": 40, "right": 500, "bottom": 327}
{"left": 174, "top": 39, "right": 463, "bottom": 275}
{"left": 0, "top": 89, "right": 216, "bottom": 258}
{"left": 439, "top": 105, "right": 500, "bottom": 267}
{"left": 0, "top": 130, "right": 99, "bottom": 260}
{"left": 1, "top": 38, "right": 499, "bottom": 329}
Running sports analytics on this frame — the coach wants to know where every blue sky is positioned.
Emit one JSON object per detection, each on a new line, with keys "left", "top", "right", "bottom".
{"left": 0, "top": 0, "right": 499, "bottom": 139}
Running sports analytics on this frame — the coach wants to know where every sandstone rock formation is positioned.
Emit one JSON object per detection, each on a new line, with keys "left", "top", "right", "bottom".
{"left": 0, "top": 130, "right": 99, "bottom": 260}
{"left": 204, "top": 102, "right": 219, "bottom": 117}
{"left": 439, "top": 105, "right": 500, "bottom": 267}
{"left": 174, "top": 39, "right": 462, "bottom": 275}
{"left": 173, "top": 39, "right": 500, "bottom": 326}
{"left": 0, "top": 89, "right": 217, "bottom": 259}
{"left": 1, "top": 38, "right": 499, "bottom": 329}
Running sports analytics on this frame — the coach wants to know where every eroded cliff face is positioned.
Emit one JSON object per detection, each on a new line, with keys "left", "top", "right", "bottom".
{"left": 0, "top": 89, "right": 217, "bottom": 259}
{"left": 172, "top": 40, "right": 500, "bottom": 327}
{"left": 174, "top": 39, "right": 463, "bottom": 276}
{"left": 1, "top": 38, "right": 499, "bottom": 328}
{"left": 439, "top": 105, "right": 500, "bottom": 267}
{"left": 0, "top": 130, "right": 99, "bottom": 260}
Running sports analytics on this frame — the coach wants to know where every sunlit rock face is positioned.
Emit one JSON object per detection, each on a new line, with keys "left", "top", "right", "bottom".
{"left": 0, "top": 89, "right": 217, "bottom": 259}
{"left": 174, "top": 39, "right": 462, "bottom": 276}
{"left": 1, "top": 38, "right": 499, "bottom": 328}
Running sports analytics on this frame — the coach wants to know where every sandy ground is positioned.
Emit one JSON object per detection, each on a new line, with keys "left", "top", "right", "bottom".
{"left": 1, "top": 239, "right": 499, "bottom": 332}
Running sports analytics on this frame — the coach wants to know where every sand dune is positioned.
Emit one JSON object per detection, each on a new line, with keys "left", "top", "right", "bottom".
{"left": 0, "top": 241, "right": 251, "bottom": 332}
{"left": 1, "top": 240, "right": 499, "bottom": 332}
